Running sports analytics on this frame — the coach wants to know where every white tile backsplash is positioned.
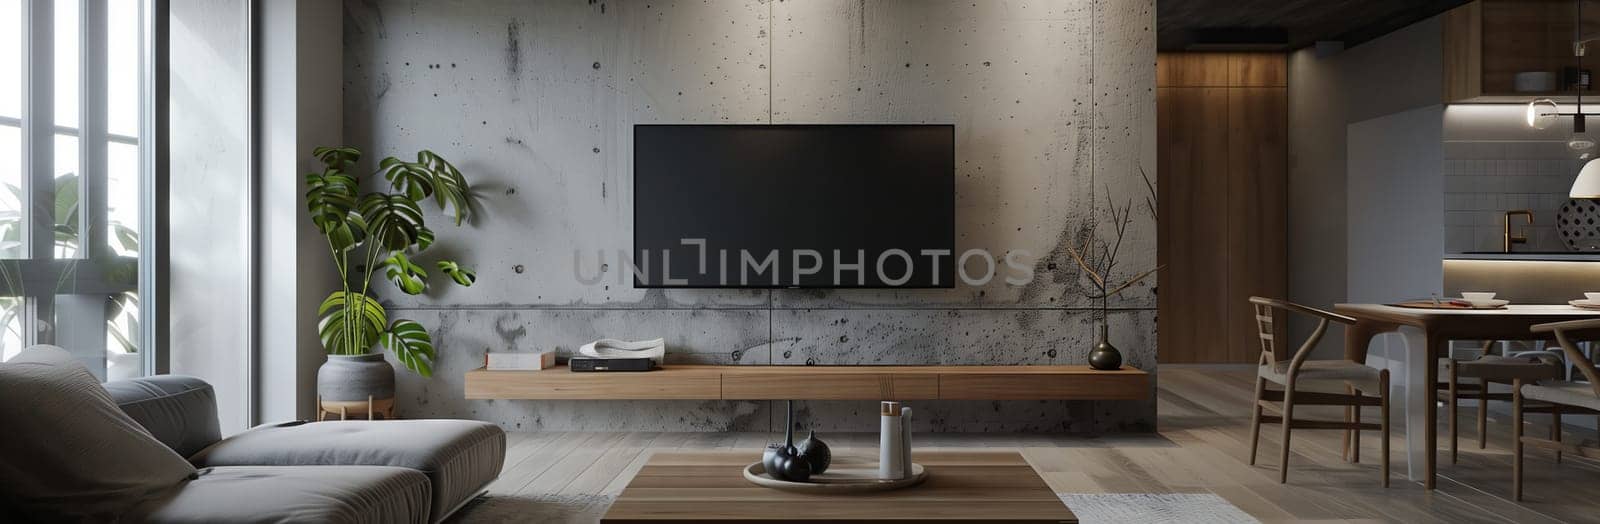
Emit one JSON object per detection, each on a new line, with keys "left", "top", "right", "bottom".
{"left": 1442, "top": 135, "right": 1584, "bottom": 253}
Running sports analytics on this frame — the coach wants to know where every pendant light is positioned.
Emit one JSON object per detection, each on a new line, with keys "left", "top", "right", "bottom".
{"left": 1529, "top": 0, "right": 1600, "bottom": 198}
{"left": 1575, "top": 159, "right": 1600, "bottom": 197}
{"left": 1527, "top": 98, "right": 1562, "bottom": 129}
{"left": 1526, "top": 0, "right": 1599, "bottom": 132}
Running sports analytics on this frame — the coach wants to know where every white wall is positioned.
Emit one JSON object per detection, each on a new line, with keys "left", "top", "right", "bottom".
{"left": 256, "top": 0, "right": 341, "bottom": 423}
{"left": 1287, "top": 15, "right": 1444, "bottom": 357}
{"left": 168, "top": 0, "right": 251, "bottom": 434}
{"left": 1347, "top": 106, "right": 1445, "bottom": 304}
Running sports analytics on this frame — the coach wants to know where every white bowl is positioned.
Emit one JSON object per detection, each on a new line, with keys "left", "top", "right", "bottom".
{"left": 1461, "top": 292, "right": 1497, "bottom": 303}
{"left": 1586, "top": 292, "right": 1600, "bottom": 303}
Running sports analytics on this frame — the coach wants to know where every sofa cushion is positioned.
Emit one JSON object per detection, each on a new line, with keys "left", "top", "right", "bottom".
{"left": 0, "top": 345, "right": 198, "bottom": 521}
{"left": 139, "top": 465, "right": 431, "bottom": 524}
{"left": 191, "top": 420, "right": 505, "bottom": 522}
{"left": 105, "top": 375, "right": 222, "bottom": 458}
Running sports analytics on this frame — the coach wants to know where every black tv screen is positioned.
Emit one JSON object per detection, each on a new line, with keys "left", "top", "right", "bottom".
{"left": 633, "top": 124, "right": 955, "bottom": 288}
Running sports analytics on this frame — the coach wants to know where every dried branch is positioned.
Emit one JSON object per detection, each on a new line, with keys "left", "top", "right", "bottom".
{"left": 1103, "top": 265, "right": 1164, "bottom": 298}
{"left": 1063, "top": 237, "right": 1105, "bottom": 289}
{"left": 1068, "top": 183, "right": 1159, "bottom": 313}
{"left": 1103, "top": 191, "right": 1132, "bottom": 275}
{"left": 1099, "top": 235, "right": 1114, "bottom": 278}
{"left": 1140, "top": 165, "right": 1157, "bottom": 221}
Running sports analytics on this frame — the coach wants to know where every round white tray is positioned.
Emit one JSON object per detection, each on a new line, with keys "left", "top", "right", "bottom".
{"left": 743, "top": 457, "right": 928, "bottom": 493}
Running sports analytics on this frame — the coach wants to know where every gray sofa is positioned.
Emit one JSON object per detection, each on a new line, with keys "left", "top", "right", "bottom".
{"left": 0, "top": 345, "right": 505, "bottom": 523}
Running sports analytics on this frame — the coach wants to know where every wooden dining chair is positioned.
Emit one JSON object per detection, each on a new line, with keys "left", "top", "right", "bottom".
{"left": 1247, "top": 297, "right": 1391, "bottom": 486}
{"left": 1439, "top": 340, "right": 1564, "bottom": 463}
{"left": 1515, "top": 318, "right": 1600, "bottom": 501}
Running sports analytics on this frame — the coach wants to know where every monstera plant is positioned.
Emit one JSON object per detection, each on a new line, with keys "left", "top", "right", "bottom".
{"left": 306, "top": 146, "right": 476, "bottom": 379}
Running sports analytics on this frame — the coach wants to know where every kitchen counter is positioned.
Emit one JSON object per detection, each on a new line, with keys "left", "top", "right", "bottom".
{"left": 1444, "top": 256, "right": 1600, "bottom": 304}
{"left": 1445, "top": 252, "right": 1600, "bottom": 262}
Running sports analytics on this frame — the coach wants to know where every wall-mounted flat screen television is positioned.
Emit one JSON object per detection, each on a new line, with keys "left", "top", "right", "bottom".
{"left": 633, "top": 124, "right": 955, "bottom": 288}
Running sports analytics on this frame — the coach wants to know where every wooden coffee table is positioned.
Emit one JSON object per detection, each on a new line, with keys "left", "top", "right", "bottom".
{"left": 602, "top": 449, "right": 1076, "bottom": 523}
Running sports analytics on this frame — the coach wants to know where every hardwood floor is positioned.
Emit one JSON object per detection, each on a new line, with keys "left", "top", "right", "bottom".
{"left": 451, "top": 365, "right": 1600, "bottom": 523}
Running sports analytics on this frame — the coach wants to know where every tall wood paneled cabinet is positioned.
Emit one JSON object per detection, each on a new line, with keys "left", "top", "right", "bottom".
{"left": 1156, "top": 53, "right": 1288, "bottom": 364}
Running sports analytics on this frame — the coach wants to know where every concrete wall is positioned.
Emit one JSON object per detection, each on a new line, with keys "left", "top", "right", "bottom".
{"left": 343, "top": 0, "right": 1156, "bottom": 432}
{"left": 1287, "top": 16, "right": 1443, "bottom": 358}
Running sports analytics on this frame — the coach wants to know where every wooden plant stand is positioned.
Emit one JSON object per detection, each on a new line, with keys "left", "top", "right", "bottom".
{"left": 317, "top": 395, "right": 395, "bottom": 421}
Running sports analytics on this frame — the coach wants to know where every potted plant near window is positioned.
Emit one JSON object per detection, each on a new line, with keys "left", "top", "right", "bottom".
{"left": 304, "top": 146, "right": 477, "bottom": 418}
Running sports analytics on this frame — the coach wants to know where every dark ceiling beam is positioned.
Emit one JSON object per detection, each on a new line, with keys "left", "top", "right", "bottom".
{"left": 1157, "top": 0, "right": 1472, "bottom": 51}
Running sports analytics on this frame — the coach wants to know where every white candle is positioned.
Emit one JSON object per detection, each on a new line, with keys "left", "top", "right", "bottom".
{"left": 879, "top": 401, "right": 905, "bottom": 480}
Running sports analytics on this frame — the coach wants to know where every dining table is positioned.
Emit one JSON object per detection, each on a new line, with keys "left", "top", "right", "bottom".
{"left": 1333, "top": 303, "right": 1600, "bottom": 489}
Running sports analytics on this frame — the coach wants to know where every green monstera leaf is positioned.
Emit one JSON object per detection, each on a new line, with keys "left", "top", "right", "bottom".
{"left": 379, "top": 156, "right": 436, "bottom": 201}
{"left": 382, "top": 319, "right": 435, "bottom": 377}
{"left": 413, "top": 226, "right": 435, "bottom": 252}
{"left": 383, "top": 252, "right": 428, "bottom": 295}
{"left": 417, "top": 150, "right": 471, "bottom": 225}
{"left": 378, "top": 150, "right": 471, "bottom": 226}
{"left": 358, "top": 193, "right": 424, "bottom": 251}
{"left": 306, "top": 170, "right": 365, "bottom": 250}
{"left": 313, "top": 146, "right": 362, "bottom": 172}
{"left": 436, "top": 260, "right": 476, "bottom": 286}
{"left": 317, "top": 291, "right": 387, "bottom": 355}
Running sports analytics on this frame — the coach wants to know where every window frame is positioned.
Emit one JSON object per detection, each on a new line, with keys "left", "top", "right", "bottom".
{"left": 7, "top": 0, "right": 160, "bottom": 379}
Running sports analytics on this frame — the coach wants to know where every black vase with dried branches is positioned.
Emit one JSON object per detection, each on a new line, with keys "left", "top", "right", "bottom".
{"left": 1064, "top": 182, "right": 1162, "bottom": 370}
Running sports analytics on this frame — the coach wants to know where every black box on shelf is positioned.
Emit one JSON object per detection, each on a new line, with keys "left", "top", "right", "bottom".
{"left": 568, "top": 357, "right": 656, "bottom": 372}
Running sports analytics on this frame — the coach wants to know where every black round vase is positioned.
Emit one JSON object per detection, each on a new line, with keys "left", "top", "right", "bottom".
{"left": 764, "top": 400, "right": 805, "bottom": 481}
{"left": 795, "top": 430, "right": 831, "bottom": 474}
{"left": 762, "top": 443, "right": 786, "bottom": 474}
{"left": 1088, "top": 324, "right": 1123, "bottom": 370}
{"left": 775, "top": 453, "right": 812, "bottom": 481}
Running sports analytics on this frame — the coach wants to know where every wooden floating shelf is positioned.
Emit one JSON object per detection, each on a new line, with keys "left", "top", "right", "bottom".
{"left": 465, "top": 364, "right": 1149, "bottom": 401}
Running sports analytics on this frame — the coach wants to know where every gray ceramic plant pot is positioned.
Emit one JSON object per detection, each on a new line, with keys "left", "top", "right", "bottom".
{"left": 317, "top": 353, "right": 396, "bottom": 402}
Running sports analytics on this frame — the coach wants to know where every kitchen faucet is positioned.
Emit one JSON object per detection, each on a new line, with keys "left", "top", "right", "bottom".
{"left": 1503, "top": 210, "right": 1534, "bottom": 252}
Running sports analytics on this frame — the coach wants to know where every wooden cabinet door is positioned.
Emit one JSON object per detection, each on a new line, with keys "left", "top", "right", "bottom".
{"left": 1157, "top": 86, "right": 1230, "bottom": 363}
{"left": 1157, "top": 53, "right": 1287, "bottom": 364}
{"left": 1226, "top": 87, "right": 1288, "bottom": 363}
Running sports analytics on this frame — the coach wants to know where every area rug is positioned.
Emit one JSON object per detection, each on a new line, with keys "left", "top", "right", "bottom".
{"left": 1056, "top": 493, "right": 1259, "bottom": 524}
{"left": 453, "top": 492, "right": 1259, "bottom": 523}
{"left": 450, "top": 493, "right": 614, "bottom": 523}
